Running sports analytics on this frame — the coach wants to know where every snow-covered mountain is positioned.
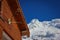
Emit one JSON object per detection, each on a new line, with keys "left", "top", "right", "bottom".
{"left": 22, "top": 19, "right": 60, "bottom": 40}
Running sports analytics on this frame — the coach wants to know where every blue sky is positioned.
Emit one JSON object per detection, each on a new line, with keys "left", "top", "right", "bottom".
{"left": 19, "top": 0, "right": 60, "bottom": 23}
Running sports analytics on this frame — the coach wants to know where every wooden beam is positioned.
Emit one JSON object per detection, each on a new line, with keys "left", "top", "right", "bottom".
{"left": 0, "top": 0, "right": 30, "bottom": 40}
{"left": 6, "top": 0, "right": 30, "bottom": 37}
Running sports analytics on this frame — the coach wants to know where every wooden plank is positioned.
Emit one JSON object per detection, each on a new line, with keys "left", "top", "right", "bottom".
{"left": 0, "top": 20, "right": 22, "bottom": 40}
{"left": 0, "top": 0, "right": 2, "bottom": 40}
{"left": 0, "top": 27, "right": 2, "bottom": 40}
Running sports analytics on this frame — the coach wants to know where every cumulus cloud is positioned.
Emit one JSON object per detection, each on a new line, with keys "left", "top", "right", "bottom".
{"left": 22, "top": 19, "right": 60, "bottom": 40}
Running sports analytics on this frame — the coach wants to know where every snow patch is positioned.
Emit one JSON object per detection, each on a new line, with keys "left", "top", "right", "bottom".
{"left": 22, "top": 19, "right": 60, "bottom": 40}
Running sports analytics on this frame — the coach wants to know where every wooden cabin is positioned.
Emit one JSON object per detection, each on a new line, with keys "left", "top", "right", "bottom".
{"left": 0, "top": 0, "right": 30, "bottom": 40}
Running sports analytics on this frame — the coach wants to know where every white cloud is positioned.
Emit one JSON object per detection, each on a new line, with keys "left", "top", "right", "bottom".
{"left": 22, "top": 19, "right": 60, "bottom": 40}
